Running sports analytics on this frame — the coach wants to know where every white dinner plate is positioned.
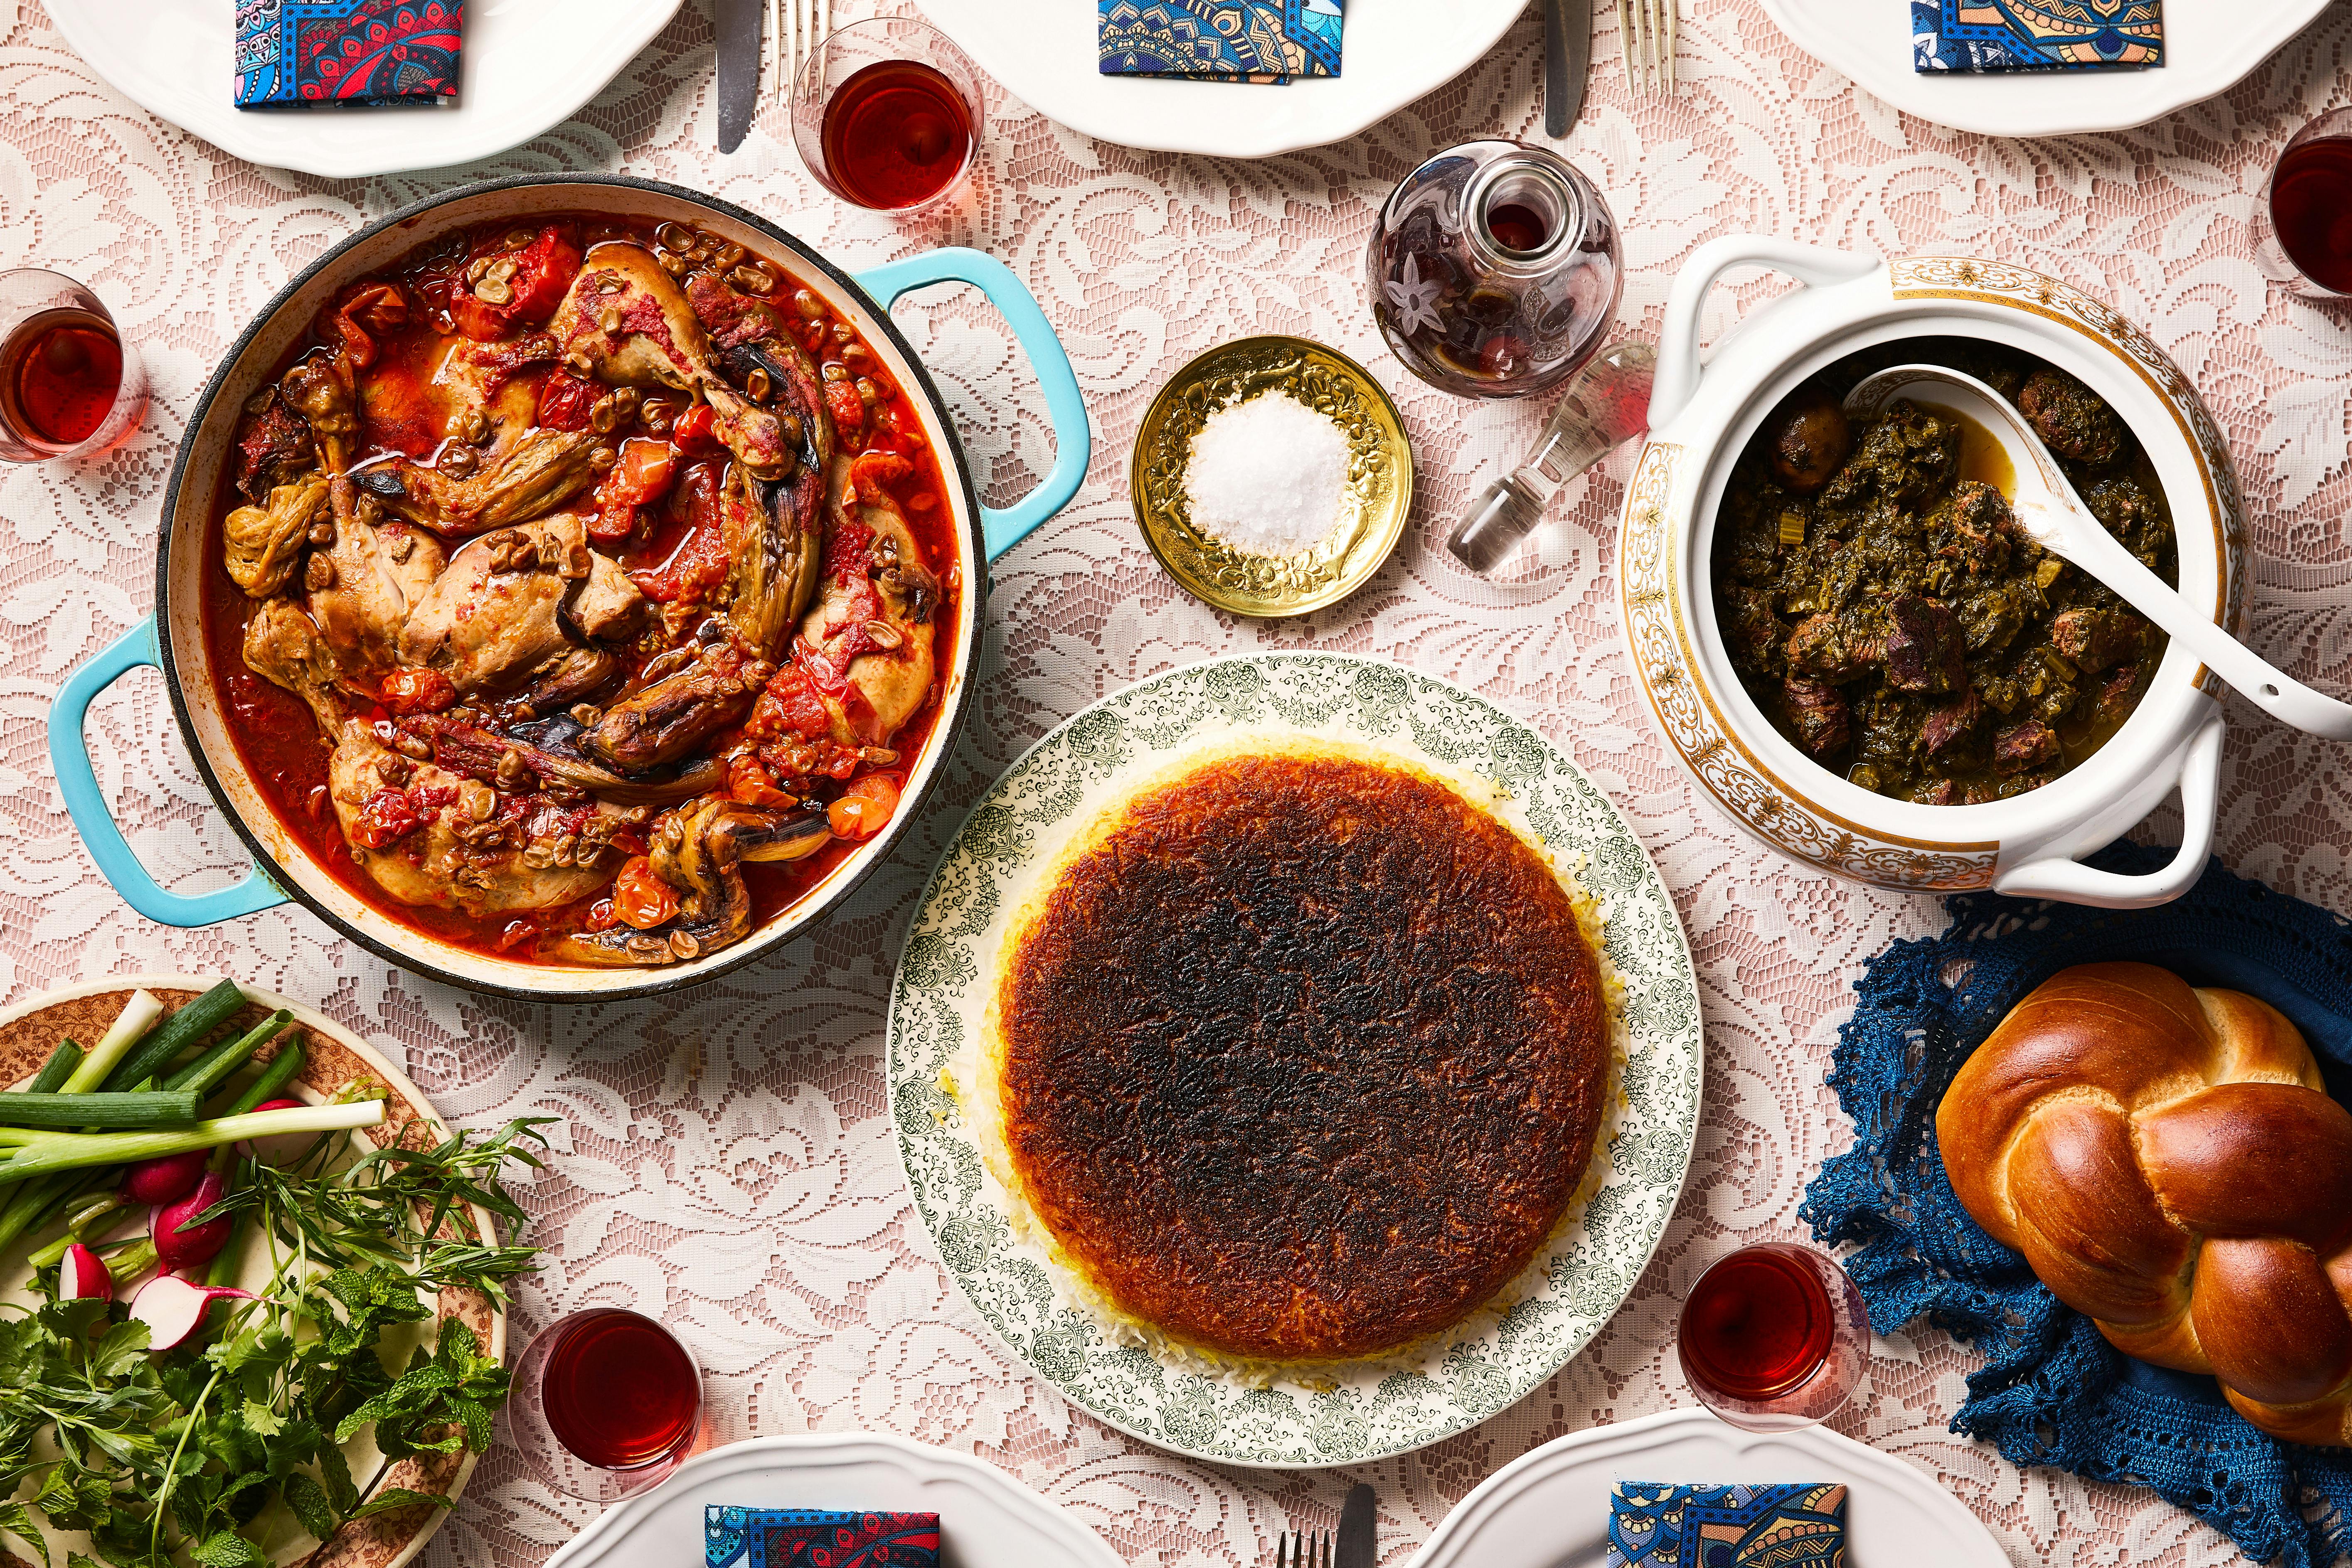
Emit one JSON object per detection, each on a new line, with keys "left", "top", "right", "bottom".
{"left": 1413, "top": 1407, "right": 2012, "bottom": 1568}
{"left": 544, "top": 1433, "right": 1123, "bottom": 1568}
{"left": 46, "top": 0, "right": 685, "bottom": 179}
{"left": 914, "top": 0, "right": 1527, "bottom": 158}
{"left": 889, "top": 652, "right": 1705, "bottom": 1467}
{"left": 1761, "top": 0, "right": 2334, "bottom": 138}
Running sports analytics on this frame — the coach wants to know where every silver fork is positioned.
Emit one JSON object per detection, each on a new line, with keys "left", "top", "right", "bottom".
{"left": 1616, "top": 0, "right": 1679, "bottom": 97}
{"left": 766, "top": 0, "right": 832, "bottom": 101}
{"left": 1276, "top": 1529, "right": 1333, "bottom": 1568}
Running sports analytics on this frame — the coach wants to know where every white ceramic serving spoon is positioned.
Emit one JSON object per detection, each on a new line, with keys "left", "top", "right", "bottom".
{"left": 1842, "top": 364, "right": 2352, "bottom": 742}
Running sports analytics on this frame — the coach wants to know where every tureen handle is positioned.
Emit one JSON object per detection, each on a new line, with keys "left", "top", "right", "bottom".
{"left": 49, "top": 618, "right": 292, "bottom": 928}
{"left": 1990, "top": 709, "right": 2224, "bottom": 909}
{"left": 856, "top": 247, "right": 1091, "bottom": 565}
{"left": 1649, "top": 236, "right": 1883, "bottom": 429}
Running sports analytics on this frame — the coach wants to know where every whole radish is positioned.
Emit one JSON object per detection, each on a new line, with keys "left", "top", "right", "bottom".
{"left": 128, "top": 1275, "right": 254, "bottom": 1352}
{"left": 121, "top": 1149, "right": 208, "bottom": 1207}
{"left": 236, "top": 1098, "right": 314, "bottom": 1165}
{"left": 152, "top": 1171, "right": 234, "bottom": 1272}
{"left": 57, "top": 1242, "right": 113, "bottom": 1303}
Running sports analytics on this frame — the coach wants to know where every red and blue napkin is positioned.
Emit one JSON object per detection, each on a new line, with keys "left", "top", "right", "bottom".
{"left": 705, "top": 1507, "right": 941, "bottom": 1568}
{"left": 234, "top": 0, "right": 463, "bottom": 108}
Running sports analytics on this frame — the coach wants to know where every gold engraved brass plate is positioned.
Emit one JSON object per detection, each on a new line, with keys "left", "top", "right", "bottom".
{"left": 1130, "top": 335, "right": 1414, "bottom": 618}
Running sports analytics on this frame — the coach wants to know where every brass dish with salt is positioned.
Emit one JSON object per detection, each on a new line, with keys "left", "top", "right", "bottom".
{"left": 1129, "top": 335, "right": 1414, "bottom": 618}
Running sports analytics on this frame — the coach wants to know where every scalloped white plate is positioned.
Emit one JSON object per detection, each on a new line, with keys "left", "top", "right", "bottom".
{"left": 887, "top": 652, "right": 1704, "bottom": 1467}
{"left": 914, "top": 0, "right": 1527, "bottom": 158}
{"left": 1412, "top": 1407, "right": 2012, "bottom": 1568}
{"left": 47, "top": 0, "right": 684, "bottom": 178}
{"left": 545, "top": 1434, "right": 1122, "bottom": 1568}
{"left": 1761, "top": 0, "right": 2332, "bottom": 138}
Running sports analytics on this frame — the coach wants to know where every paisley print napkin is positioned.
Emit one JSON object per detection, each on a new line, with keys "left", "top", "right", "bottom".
{"left": 1606, "top": 1482, "right": 1848, "bottom": 1568}
{"left": 705, "top": 1506, "right": 942, "bottom": 1568}
{"left": 234, "top": 0, "right": 464, "bottom": 108}
{"left": 1912, "top": 0, "right": 2162, "bottom": 71}
{"left": 1098, "top": 0, "right": 1345, "bottom": 84}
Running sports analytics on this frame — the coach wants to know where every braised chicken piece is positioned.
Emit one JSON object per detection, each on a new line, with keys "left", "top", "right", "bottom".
{"left": 214, "top": 212, "right": 953, "bottom": 965}
{"left": 223, "top": 474, "right": 330, "bottom": 598}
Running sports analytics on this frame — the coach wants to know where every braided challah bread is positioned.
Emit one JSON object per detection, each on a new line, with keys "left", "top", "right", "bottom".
{"left": 1937, "top": 961, "right": 2352, "bottom": 1447}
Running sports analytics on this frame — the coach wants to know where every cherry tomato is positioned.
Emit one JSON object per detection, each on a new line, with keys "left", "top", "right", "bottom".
{"left": 352, "top": 789, "right": 422, "bottom": 850}
{"left": 828, "top": 774, "right": 901, "bottom": 841}
{"left": 726, "top": 754, "right": 797, "bottom": 807}
{"left": 671, "top": 402, "right": 722, "bottom": 455}
{"left": 537, "top": 370, "right": 599, "bottom": 431}
{"left": 611, "top": 855, "right": 680, "bottom": 930}
{"left": 596, "top": 437, "right": 677, "bottom": 507}
{"left": 451, "top": 226, "right": 583, "bottom": 341}
{"left": 378, "top": 667, "right": 457, "bottom": 715}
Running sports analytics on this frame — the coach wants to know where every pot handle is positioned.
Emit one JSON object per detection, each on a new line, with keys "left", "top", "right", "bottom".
{"left": 1990, "top": 709, "right": 2224, "bottom": 908}
{"left": 856, "top": 247, "right": 1091, "bottom": 564}
{"left": 49, "top": 618, "right": 291, "bottom": 928}
{"left": 1650, "top": 235, "right": 1884, "bottom": 428}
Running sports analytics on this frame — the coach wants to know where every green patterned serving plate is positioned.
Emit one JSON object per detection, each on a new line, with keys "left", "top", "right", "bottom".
{"left": 885, "top": 652, "right": 1702, "bottom": 1466}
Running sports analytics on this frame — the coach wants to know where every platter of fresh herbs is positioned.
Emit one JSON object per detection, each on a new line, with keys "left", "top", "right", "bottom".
{"left": 0, "top": 980, "right": 550, "bottom": 1568}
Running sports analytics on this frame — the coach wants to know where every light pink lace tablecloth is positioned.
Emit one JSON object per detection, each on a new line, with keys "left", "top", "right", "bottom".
{"left": 2, "top": 1, "right": 2350, "bottom": 1562}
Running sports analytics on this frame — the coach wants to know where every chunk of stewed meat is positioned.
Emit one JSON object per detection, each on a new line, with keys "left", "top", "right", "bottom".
{"left": 1992, "top": 720, "right": 2062, "bottom": 775}
{"left": 1920, "top": 689, "right": 1985, "bottom": 758}
{"left": 2049, "top": 605, "right": 2148, "bottom": 674}
{"left": 1929, "top": 481, "right": 2015, "bottom": 578}
{"left": 1880, "top": 595, "right": 1965, "bottom": 695}
{"left": 2094, "top": 663, "right": 2143, "bottom": 726}
{"left": 1912, "top": 779, "right": 1962, "bottom": 806}
{"left": 1786, "top": 611, "right": 1874, "bottom": 683}
{"left": 2018, "top": 369, "right": 2124, "bottom": 467}
{"left": 1782, "top": 677, "right": 1851, "bottom": 758}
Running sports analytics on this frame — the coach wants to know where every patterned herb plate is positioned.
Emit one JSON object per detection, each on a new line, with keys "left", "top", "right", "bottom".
{"left": 886, "top": 653, "right": 1703, "bottom": 1466}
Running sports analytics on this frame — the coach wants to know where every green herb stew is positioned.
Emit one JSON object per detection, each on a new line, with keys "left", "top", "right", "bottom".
{"left": 1712, "top": 338, "right": 2180, "bottom": 805}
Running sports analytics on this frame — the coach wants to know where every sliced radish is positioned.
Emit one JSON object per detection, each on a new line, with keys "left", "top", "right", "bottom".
{"left": 58, "top": 1242, "right": 113, "bottom": 1303}
{"left": 152, "top": 1171, "right": 234, "bottom": 1272}
{"left": 121, "top": 1149, "right": 209, "bottom": 1206}
{"left": 128, "top": 1274, "right": 254, "bottom": 1351}
{"left": 236, "top": 1098, "right": 314, "bottom": 1165}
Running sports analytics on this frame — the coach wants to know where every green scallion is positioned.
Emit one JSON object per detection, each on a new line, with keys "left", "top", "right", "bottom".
{"left": 97, "top": 978, "right": 246, "bottom": 1094}
{"left": 0, "top": 1089, "right": 202, "bottom": 1131}
{"left": 0, "top": 1099, "right": 386, "bottom": 1187}
{"left": 26, "top": 1039, "right": 84, "bottom": 1096}
{"left": 163, "top": 1011, "right": 293, "bottom": 1098}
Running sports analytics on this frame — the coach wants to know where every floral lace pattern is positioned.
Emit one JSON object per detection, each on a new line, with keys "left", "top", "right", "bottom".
{"left": 0, "top": 0, "right": 2348, "bottom": 1564}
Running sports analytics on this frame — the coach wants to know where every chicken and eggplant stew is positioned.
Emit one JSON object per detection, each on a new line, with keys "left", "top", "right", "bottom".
{"left": 1713, "top": 339, "right": 2177, "bottom": 805}
{"left": 205, "top": 214, "right": 957, "bottom": 965}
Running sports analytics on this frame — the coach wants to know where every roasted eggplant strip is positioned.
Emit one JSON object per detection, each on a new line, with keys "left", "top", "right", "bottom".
{"left": 554, "top": 796, "right": 830, "bottom": 966}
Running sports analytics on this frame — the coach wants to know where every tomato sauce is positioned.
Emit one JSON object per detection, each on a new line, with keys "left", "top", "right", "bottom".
{"left": 199, "top": 212, "right": 963, "bottom": 965}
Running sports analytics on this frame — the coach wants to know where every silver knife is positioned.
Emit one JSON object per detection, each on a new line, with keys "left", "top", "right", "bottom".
{"left": 715, "top": 0, "right": 764, "bottom": 153}
{"left": 1335, "top": 1482, "right": 1376, "bottom": 1568}
{"left": 1543, "top": 0, "right": 1593, "bottom": 137}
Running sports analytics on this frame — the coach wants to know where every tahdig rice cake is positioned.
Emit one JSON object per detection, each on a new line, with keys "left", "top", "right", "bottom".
{"left": 975, "top": 738, "right": 1611, "bottom": 1367}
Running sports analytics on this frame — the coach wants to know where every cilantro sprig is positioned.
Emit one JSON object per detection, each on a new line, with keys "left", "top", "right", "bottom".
{"left": 0, "top": 1117, "right": 550, "bottom": 1568}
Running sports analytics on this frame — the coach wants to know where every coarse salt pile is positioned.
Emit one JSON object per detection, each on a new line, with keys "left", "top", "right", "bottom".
{"left": 1182, "top": 390, "right": 1351, "bottom": 557}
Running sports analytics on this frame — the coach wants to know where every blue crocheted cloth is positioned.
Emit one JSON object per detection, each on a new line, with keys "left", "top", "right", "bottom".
{"left": 1801, "top": 844, "right": 2352, "bottom": 1568}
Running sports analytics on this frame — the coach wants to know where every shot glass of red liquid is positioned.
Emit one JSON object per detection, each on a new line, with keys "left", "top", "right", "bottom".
{"left": 792, "top": 17, "right": 981, "bottom": 216}
{"left": 1677, "top": 1242, "right": 1871, "bottom": 1432}
{"left": 0, "top": 269, "right": 148, "bottom": 462}
{"left": 505, "top": 1307, "right": 704, "bottom": 1501}
{"left": 2255, "top": 108, "right": 2352, "bottom": 302}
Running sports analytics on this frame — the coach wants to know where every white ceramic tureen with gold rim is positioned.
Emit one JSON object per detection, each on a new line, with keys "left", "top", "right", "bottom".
{"left": 1618, "top": 237, "right": 2249, "bottom": 907}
